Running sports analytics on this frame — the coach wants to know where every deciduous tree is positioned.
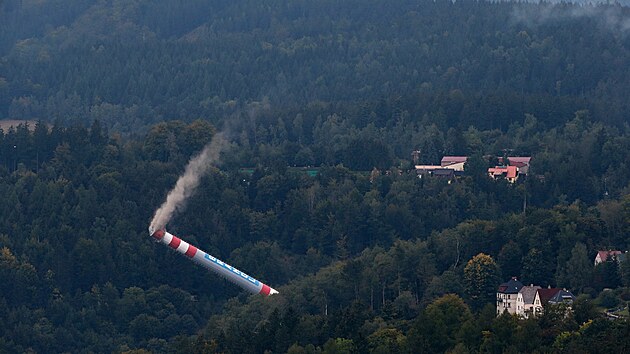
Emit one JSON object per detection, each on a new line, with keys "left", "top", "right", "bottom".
{"left": 464, "top": 253, "right": 500, "bottom": 310}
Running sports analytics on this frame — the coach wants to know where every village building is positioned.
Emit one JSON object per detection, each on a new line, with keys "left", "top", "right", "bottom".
{"left": 594, "top": 250, "right": 627, "bottom": 265}
{"left": 516, "top": 285, "right": 542, "bottom": 318}
{"left": 499, "top": 157, "right": 532, "bottom": 175}
{"left": 498, "top": 278, "right": 576, "bottom": 317}
{"left": 440, "top": 156, "right": 467, "bottom": 171}
{"left": 418, "top": 155, "right": 533, "bottom": 183}
{"left": 414, "top": 165, "right": 443, "bottom": 176}
{"left": 488, "top": 156, "right": 532, "bottom": 183}
{"left": 547, "top": 289, "right": 577, "bottom": 305}
{"left": 496, "top": 277, "right": 523, "bottom": 315}
{"left": 488, "top": 165, "right": 519, "bottom": 183}
{"left": 414, "top": 165, "right": 456, "bottom": 179}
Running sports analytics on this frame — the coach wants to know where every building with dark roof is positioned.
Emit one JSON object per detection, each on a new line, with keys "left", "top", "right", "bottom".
{"left": 415, "top": 166, "right": 456, "bottom": 181}
{"left": 497, "top": 280, "right": 576, "bottom": 317}
{"left": 496, "top": 277, "right": 524, "bottom": 315}
{"left": 548, "top": 289, "right": 576, "bottom": 305}
{"left": 535, "top": 287, "right": 560, "bottom": 305}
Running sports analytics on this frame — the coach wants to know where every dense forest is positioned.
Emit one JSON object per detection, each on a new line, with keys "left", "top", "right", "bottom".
{"left": 1, "top": 0, "right": 630, "bottom": 132}
{"left": 1, "top": 0, "right": 630, "bottom": 353}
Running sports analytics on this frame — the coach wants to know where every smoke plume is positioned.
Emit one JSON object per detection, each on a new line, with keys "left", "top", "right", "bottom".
{"left": 512, "top": 3, "right": 630, "bottom": 35}
{"left": 150, "top": 132, "right": 227, "bottom": 231}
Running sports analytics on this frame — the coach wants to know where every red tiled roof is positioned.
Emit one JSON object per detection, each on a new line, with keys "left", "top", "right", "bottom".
{"left": 597, "top": 250, "right": 623, "bottom": 263}
{"left": 498, "top": 157, "right": 531, "bottom": 168}
{"left": 488, "top": 166, "right": 518, "bottom": 179}
{"left": 488, "top": 167, "right": 505, "bottom": 176}
{"left": 508, "top": 157, "right": 531, "bottom": 164}
{"left": 506, "top": 166, "right": 517, "bottom": 179}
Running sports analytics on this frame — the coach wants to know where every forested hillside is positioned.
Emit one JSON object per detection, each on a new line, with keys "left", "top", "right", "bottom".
{"left": 1, "top": 0, "right": 630, "bottom": 131}
{"left": 0, "top": 0, "right": 630, "bottom": 353}
{"left": 1, "top": 116, "right": 629, "bottom": 352}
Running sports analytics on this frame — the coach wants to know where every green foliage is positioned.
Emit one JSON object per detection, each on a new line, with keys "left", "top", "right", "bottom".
{"left": 1, "top": 0, "right": 630, "bottom": 132}
{"left": 558, "top": 243, "right": 592, "bottom": 292}
{"left": 323, "top": 338, "right": 354, "bottom": 354}
{"left": 464, "top": 253, "right": 500, "bottom": 310}
{"left": 0, "top": 1, "right": 629, "bottom": 351}
{"left": 3, "top": 115, "right": 628, "bottom": 351}
{"left": 367, "top": 328, "right": 406, "bottom": 354}
{"left": 593, "top": 259, "right": 622, "bottom": 291}
{"left": 497, "top": 241, "right": 522, "bottom": 280}
{"left": 522, "top": 248, "right": 554, "bottom": 286}
{"left": 621, "top": 256, "right": 630, "bottom": 287}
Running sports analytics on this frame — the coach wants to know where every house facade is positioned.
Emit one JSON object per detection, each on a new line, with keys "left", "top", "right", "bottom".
{"left": 497, "top": 279, "right": 575, "bottom": 317}
{"left": 516, "top": 285, "right": 542, "bottom": 318}
{"left": 496, "top": 277, "right": 524, "bottom": 315}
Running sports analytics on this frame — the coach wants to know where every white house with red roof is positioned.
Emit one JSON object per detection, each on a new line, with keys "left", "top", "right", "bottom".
{"left": 488, "top": 165, "right": 519, "bottom": 183}
{"left": 488, "top": 156, "right": 532, "bottom": 183}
